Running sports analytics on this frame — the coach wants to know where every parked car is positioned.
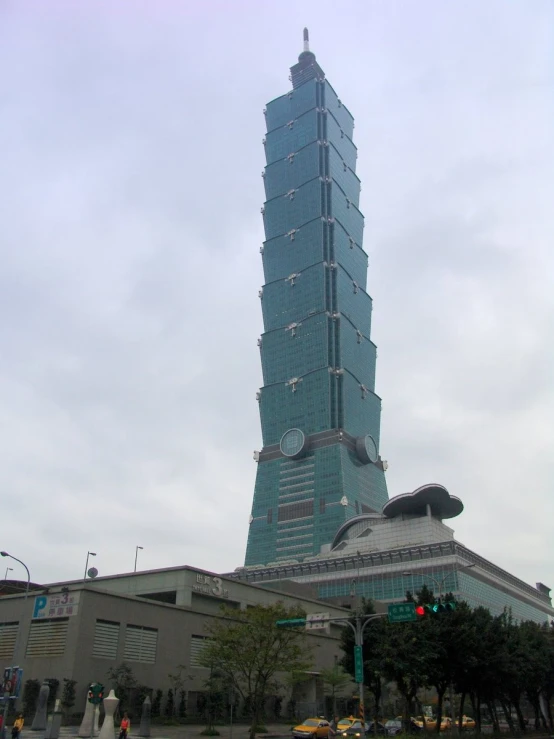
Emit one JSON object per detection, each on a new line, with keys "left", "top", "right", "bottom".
{"left": 461, "top": 716, "right": 476, "bottom": 731}
{"left": 338, "top": 718, "right": 366, "bottom": 732}
{"left": 338, "top": 720, "right": 368, "bottom": 736}
{"left": 293, "top": 719, "right": 330, "bottom": 739}
{"left": 366, "top": 722, "right": 387, "bottom": 735}
{"left": 384, "top": 720, "right": 403, "bottom": 736}
{"left": 337, "top": 720, "right": 386, "bottom": 737}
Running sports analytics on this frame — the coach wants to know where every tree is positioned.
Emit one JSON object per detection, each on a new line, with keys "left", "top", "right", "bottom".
{"left": 22, "top": 679, "right": 40, "bottom": 718}
{"left": 165, "top": 689, "right": 174, "bottom": 718}
{"left": 151, "top": 689, "right": 163, "bottom": 718}
{"left": 168, "top": 665, "right": 193, "bottom": 717}
{"left": 106, "top": 663, "right": 137, "bottom": 714}
{"left": 61, "top": 679, "right": 77, "bottom": 720}
{"left": 320, "top": 664, "right": 353, "bottom": 716}
{"left": 199, "top": 603, "right": 313, "bottom": 739}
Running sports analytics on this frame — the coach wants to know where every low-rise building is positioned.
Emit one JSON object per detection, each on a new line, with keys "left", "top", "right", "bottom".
{"left": 0, "top": 566, "right": 349, "bottom": 717}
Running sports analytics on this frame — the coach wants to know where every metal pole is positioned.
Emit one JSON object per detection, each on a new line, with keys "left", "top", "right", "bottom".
{"left": 0, "top": 552, "right": 30, "bottom": 738}
{"left": 134, "top": 546, "right": 143, "bottom": 573}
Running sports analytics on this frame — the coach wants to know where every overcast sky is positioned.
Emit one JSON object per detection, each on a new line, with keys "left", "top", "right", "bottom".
{"left": 1, "top": 0, "right": 552, "bottom": 592}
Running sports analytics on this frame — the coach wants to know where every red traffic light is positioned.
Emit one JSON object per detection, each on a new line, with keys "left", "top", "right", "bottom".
{"left": 415, "top": 605, "right": 425, "bottom": 616}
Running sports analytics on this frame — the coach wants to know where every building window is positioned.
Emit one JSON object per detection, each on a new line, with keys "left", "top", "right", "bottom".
{"left": 93, "top": 620, "right": 120, "bottom": 659}
{"left": 267, "top": 508, "right": 273, "bottom": 524}
{"left": 190, "top": 635, "right": 209, "bottom": 668}
{"left": 26, "top": 619, "right": 69, "bottom": 658}
{"left": 0, "top": 622, "right": 18, "bottom": 660}
{"left": 123, "top": 625, "right": 158, "bottom": 664}
{"left": 278, "top": 499, "right": 314, "bottom": 522}
{"left": 320, "top": 498, "right": 326, "bottom": 514}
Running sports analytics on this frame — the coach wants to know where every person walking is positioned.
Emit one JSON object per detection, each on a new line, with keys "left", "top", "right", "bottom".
{"left": 119, "top": 712, "right": 130, "bottom": 739}
{"left": 12, "top": 714, "right": 24, "bottom": 739}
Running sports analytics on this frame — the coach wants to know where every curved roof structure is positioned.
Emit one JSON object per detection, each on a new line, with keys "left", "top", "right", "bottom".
{"left": 382, "top": 483, "right": 463, "bottom": 520}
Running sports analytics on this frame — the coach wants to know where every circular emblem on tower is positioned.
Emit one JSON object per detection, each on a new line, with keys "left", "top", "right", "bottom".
{"left": 280, "top": 428, "right": 308, "bottom": 459}
{"left": 355, "top": 434, "right": 379, "bottom": 464}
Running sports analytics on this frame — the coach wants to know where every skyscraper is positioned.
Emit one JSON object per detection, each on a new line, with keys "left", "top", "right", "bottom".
{"left": 245, "top": 31, "right": 389, "bottom": 566}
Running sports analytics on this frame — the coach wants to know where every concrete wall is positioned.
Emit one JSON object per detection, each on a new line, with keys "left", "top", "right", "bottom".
{"left": 0, "top": 570, "right": 348, "bottom": 710}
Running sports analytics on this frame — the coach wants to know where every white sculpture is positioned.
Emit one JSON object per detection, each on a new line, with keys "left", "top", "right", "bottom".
{"left": 98, "top": 689, "right": 119, "bottom": 739}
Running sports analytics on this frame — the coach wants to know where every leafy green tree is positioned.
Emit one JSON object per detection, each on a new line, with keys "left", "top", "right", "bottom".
{"left": 179, "top": 689, "right": 187, "bottom": 719}
{"left": 165, "top": 688, "right": 174, "bottom": 718}
{"left": 61, "top": 679, "right": 77, "bottom": 719}
{"left": 22, "top": 679, "right": 40, "bottom": 718}
{"left": 151, "top": 689, "right": 163, "bottom": 718}
{"left": 320, "top": 664, "right": 353, "bottom": 716}
{"left": 106, "top": 663, "right": 137, "bottom": 713}
{"left": 199, "top": 603, "right": 313, "bottom": 739}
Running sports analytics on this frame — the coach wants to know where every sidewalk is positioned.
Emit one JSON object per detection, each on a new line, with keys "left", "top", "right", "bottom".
{"left": 20, "top": 725, "right": 290, "bottom": 739}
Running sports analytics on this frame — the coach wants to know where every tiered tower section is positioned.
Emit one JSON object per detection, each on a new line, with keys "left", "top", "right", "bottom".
{"left": 245, "top": 32, "right": 389, "bottom": 566}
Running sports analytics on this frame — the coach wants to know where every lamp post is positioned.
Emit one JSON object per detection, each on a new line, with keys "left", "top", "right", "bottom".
{"left": 402, "top": 563, "right": 475, "bottom": 599}
{"left": 0, "top": 552, "right": 30, "bottom": 600}
{"left": 0, "top": 552, "right": 31, "bottom": 730}
{"left": 134, "top": 546, "right": 143, "bottom": 573}
{"left": 3, "top": 567, "right": 13, "bottom": 580}
{"left": 83, "top": 551, "right": 96, "bottom": 582}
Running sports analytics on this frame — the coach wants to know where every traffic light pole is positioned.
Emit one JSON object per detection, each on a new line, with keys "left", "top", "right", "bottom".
{"left": 328, "top": 614, "right": 386, "bottom": 724}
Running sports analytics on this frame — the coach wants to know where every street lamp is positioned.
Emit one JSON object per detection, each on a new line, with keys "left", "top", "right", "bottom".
{"left": 0, "top": 552, "right": 30, "bottom": 599}
{"left": 4, "top": 567, "right": 13, "bottom": 580}
{"left": 83, "top": 551, "right": 97, "bottom": 582}
{"left": 134, "top": 546, "right": 143, "bottom": 573}
{"left": 402, "top": 563, "right": 475, "bottom": 599}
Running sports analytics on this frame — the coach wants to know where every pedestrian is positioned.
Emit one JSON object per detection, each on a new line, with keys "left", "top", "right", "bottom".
{"left": 119, "top": 712, "right": 130, "bottom": 739}
{"left": 12, "top": 714, "right": 24, "bottom": 739}
{"left": 329, "top": 715, "right": 339, "bottom": 739}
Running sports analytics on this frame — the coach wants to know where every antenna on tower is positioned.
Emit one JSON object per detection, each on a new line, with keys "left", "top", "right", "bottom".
{"left": 303, "top": 27, "right": 310, "bottom": 52}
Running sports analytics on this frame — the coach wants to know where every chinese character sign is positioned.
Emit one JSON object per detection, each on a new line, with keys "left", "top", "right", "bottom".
{"left": 33, "top": 592, "right": 80, "bottom": 620}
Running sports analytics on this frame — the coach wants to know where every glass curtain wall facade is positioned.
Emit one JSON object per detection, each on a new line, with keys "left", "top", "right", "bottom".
{"left": 245, "top": 39, "right": 389, "bottom": 566}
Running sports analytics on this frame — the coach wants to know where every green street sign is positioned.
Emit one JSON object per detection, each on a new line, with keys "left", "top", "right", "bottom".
{"left": 354, "top": 645, "right": 364, "bottom": 683}
{"left": 275, "top": 618, "right": 306, "bottom": 628}
{"left": 388, "top": 602, "right": 417, "bottom": 623}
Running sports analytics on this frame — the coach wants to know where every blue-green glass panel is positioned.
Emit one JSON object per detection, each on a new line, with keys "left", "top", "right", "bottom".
{"left": 259, "top": 368, "right": 331, "bottom": 445}
{"left": 328, "top": 145, "right": 360, "bottom": 207}
{"left": 333, "top": 221, "right": 368, "bottom": 291}
{"left": 262, "top": 263, "right": 326, "bottom": 332}
{"left": 331, "top": 183, "right": 364, "bottom": 244}
{"left": 264, "top": 141, "right": 321, "bottom": 200}
{"left": 324, "top": 80, "right": 354, "bottom": 140}
{"left": 265, "top": 79, "right": 319, "bottom": 131}
{"left": 263, "top": 177, "right": 323, "bottom": 240}
{"left": 263, "top": 218, "right": 325, "bottom": 283}
{"left": 341, "top": 371, "right": 382, "bottom": 441}
{"left": 339, "top": 317, "right": 376, "bottom": 391}
{"left": 261, "top": 313, "right": 329, "bottom": 385}
{"left": 336, "top": 265, "right": 372, "bottom": 336}
{"left": 265, "top": 109, "right": 319, "bottom": 165}
{"left": 326, "top": 114, "right": 357, "bottom": 170}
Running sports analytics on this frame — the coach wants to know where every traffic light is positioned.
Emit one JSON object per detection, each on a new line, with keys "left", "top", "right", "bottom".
{"left": 415, "top": 600, "right": 456, "bottom": 617}
{"left": 88, "top": 683, "right": 105, "bottom": 705}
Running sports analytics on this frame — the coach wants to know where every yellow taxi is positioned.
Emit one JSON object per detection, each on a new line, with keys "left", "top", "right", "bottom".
{"left": 412, "top": 716, "right": 437, "bottom": 731}
{"left": 337, "top": 717, "right": 360, "bottom": 732}
{"left": 292, "top": 718, "right": 330, "bottom": 739}
{"left": 461, "top": 716, "right": 476, "bottom": 731}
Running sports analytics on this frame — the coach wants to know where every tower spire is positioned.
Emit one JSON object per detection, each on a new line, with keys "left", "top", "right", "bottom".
{"left": 303, "top": 27, "right": 310, "bottom": 52}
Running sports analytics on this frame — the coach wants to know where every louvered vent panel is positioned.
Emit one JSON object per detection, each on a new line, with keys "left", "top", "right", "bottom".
{"left": 190, "top": 635, "right": 208, "bottom": 667}
{"left": 123, "top": 625, "right": 157, "bottom": 664}
{"left": 93, "top": 620, "right": 120, "bottom": 659}
{"left": 26, "top": 620, "right": 68, "bottom": 657}
{"left": 0, "top": 623, "right": 18, "bottom": 660}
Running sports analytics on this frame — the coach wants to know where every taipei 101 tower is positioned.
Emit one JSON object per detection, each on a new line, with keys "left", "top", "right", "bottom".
{"left": 245, "top": 31, "right": 389, "bottom": 566}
